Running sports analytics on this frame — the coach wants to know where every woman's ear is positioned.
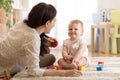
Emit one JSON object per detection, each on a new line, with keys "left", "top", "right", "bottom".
{"left": 45, "top": 20, "right": 50, "bottom": 28}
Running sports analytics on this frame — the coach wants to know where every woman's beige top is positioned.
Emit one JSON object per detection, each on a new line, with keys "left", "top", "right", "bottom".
{"left": 0, "top": 21, "right": 44, "bottom": 77}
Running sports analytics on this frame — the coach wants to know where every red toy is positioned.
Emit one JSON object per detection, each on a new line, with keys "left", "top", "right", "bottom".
{"left": 47, "top": 66, "right": 55, "bottom": 69}
{"left": 98, "top": 61, "right": 104, "bottom": 64}
{"left": 45, "top": 38, "right": 58, "bottom": 47}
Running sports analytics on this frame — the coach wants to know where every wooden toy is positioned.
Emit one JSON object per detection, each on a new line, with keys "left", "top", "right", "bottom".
{"left": 96, "top": 61, "right": 104, "bottom": 71}
{"left": 96, "top": 66, "right": 102, "bottom": 71}
{"left": 98, "top": 64, "right": 104, "bottom": 68}
{"left": 98, "top": 61, "right": 104, "bottom": 68}
{"left": 55, "top": 66, "right": 62, "bottom": 70}
{"left": 98, "top": 61, "right": 104, "bottom": 64}
{"left": 78, "top": 66, "right": 86, "bottom": 71}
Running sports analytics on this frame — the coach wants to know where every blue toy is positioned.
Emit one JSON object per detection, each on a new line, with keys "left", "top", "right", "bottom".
{"left": 96, "top": 66, "right": 102, "bottom": 71}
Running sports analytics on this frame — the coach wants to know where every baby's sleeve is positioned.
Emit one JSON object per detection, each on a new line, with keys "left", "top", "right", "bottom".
{"left": 63, "top": 39, "right": 67, "bottom": 46}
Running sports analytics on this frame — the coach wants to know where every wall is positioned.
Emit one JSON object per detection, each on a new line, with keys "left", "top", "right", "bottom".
{"left": 97, "top": 0, "right": 120, "bottom": 11}
{"left": 12, "top": 0, "right": 120, "bottom": 47}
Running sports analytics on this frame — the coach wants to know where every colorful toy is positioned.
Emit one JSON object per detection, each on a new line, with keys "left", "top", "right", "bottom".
{"left": 98, "top": 61, "right": 104, "bottom": 64}
{"left": 47, "top": 66, "right": 55, "bottom": 69}
{"left": 96, "top": 61, "right": 104, "bottom": 71}
{"left": 98, "top": 61, "right": 104, "bottom": 68}
{"left": 47, "top": 65, "right": 62, "bottom": 70}
{"left": 98, "top": 64, "right": 104, "bottom": 68}
{"left": 55, "top": 66, "right": 62, "bottom": 70}
{"left": 96, "top": 66, "right": 102, "bottom": 71}
{"left": 45, "top": 38, "right": 58, "bottom": 47}
{"left": 78, "top": 66, "right": 86, "bottom": 71}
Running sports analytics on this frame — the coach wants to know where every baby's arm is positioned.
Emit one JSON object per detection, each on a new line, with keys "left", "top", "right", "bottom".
{"left": 62, "top": 46, "right": 73, "bottom": 60}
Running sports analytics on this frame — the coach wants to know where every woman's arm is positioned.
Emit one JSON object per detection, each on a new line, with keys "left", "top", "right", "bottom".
{"left": 43, "top": 70, "right": 82, "bottom": 77}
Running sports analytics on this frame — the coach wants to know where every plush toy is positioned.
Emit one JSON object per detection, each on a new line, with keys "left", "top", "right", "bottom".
{"left": 45, "top": 37, "right": 58, "bottom": 47}
{"left": 0, "top": 8, "right": 8, "bottom": 36}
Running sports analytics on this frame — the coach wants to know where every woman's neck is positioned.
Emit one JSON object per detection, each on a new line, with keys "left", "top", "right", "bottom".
{"left": 36, "top": 25, "right": 45, "bottom": 35}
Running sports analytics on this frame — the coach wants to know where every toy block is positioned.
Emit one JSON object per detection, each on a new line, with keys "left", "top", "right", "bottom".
{"left": 78, "top": 66, "right": 86, "bottom": 71}
{"left": 98, "top": 61, "right": 104, "bottom": 64}
{"left": 96, "top": 66, "right": 102, "bottom": 71}
{"left": 98, "top": 64, "right": 104, "bottom": 68}
{"left": 55, "top": 66, "right": 62, "bottom": 70}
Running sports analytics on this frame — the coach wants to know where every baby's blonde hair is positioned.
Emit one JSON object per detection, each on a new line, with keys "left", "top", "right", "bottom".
{"left": 0, "top": 8, "right": 8, "bottom": 24}
{"left": 69, "top": 19, "right": 83, "bottom": 28}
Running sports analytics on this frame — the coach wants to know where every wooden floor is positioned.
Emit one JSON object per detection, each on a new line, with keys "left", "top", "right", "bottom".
{"left": 88, "top": 46, "right": 120, "bottom": 57}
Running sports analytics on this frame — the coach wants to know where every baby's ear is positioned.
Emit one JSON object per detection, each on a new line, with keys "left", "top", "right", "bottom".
{"left": 81, "top": 30, "right": 84, "bottom": 35}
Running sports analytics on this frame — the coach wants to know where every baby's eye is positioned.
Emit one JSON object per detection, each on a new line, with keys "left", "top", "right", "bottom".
{"left": 75, "top": 28, "right": 78, "bottom": 30}
{"left": 69, "top": 29, "right": 72, "bottom": 30}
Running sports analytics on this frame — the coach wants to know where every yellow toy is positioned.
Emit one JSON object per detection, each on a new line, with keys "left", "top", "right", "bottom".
{"left": 78, "top": 66, "right": 86, "bottom": 71}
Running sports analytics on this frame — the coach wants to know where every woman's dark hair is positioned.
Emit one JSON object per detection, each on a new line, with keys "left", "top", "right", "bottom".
{"left": 24, "top": 2, "right": 57, "bottom": 28}
{"left": 40, "top": 33, "right": 50, "bottom": 56}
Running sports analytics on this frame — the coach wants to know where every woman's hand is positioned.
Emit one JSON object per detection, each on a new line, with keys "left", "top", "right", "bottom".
{"left": 64, "top": 70, "right": 82, "bottom": 77}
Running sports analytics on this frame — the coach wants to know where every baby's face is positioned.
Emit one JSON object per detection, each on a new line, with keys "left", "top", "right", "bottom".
{"left": 68, "top": 23, "right": 83, "bottom": 39}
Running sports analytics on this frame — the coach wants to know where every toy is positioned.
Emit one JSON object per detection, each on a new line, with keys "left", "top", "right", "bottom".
{"left": 45, "top": 38, "right": 58, "bottom": 47}
{"left": 96, "top": 61, "right": 104, "bottom": 71}
{"left": 98, "top": 61, "right": 104, "bottom": 64}
{"left": 96, "top": 66, "right": 102, "bottom": 71}
{"left": 47, "top": 65, "right": 62, "bottom": 70}
{"left": 98, "top": 61, "right": 104, "bottom": 68}
{"left": 78, "top": 66, "right": 86, "bottom": 71}
{"left": 55, "top": 66, "right": 62, "bottom": 70}
{"left": 47, "top": 66, "right": 55, "bottom": 69}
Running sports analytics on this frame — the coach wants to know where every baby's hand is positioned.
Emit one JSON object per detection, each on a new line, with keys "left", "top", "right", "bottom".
{"left": 67, "top": 55, "right": 73, "bottom": 60}
{"left": 72, "top": 59, "right": 79, "bottom": 66}
{"left": 78, "top": 57, "right": 87, "bottom": 66}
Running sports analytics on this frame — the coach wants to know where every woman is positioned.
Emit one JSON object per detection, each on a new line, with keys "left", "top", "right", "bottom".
{"left": 0, "top": 2, "right": 82, "bottom": 77}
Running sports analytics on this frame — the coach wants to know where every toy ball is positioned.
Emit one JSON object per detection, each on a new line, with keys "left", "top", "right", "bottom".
{"left": 51, "top": 39, "right": 58, "bottom": 47}
{"left": 45, "top": 38, "right": 58, "bottom": 47}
